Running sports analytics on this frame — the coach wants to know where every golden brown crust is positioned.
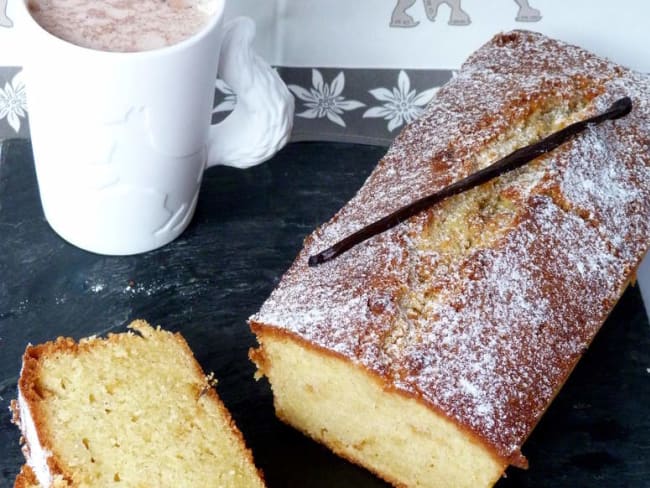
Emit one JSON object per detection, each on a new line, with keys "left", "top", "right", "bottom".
{"left": 14, "top": 465, "right": 39, "bottom": 488}
{"left": 250, "top": 29, "right": 650, "bottom": 465}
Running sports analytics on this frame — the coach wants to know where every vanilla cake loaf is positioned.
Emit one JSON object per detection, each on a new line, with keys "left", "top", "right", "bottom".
{"left": 249, "top": 30, "right": 650, "bottom": 487}
{"left": 11, "top": 320, "right": 265, "bottom": 488}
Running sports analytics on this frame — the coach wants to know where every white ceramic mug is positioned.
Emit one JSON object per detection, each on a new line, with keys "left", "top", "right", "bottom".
{"left": 14, "top": 0, "right": 294, "bottom": 255}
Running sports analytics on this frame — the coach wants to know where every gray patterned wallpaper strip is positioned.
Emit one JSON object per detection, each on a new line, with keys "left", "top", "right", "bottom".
{"left": 277, "top": 67, "right": 454, "bottom": 146}
{"left": 1, "top": 66, "right": 454, "bottom": 146}
{"left": 0, "top": 67, "right": 29, "bottom": 140}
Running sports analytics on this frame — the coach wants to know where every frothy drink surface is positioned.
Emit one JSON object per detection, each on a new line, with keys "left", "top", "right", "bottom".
{"left": 27, "top": 0, "right": 216, "bottom": 52}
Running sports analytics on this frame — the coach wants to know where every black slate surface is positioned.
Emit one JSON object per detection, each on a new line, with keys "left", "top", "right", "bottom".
{"left": 0, "top": 138, "right": 648, "bottom": 487}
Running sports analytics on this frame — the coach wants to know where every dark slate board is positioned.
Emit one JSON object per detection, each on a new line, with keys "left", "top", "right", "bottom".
{"left": 0, "top": 138, "right": 648, "bottom": 487}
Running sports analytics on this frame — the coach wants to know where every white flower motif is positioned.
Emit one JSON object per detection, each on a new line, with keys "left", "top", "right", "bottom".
{"left": 0, "top": 70, "right": 27, "bottom": 134}
{"left": 213, "top": 78, "right": 237, "bottom": 114}
{"left": 363, "top": 70, "right": 439, "bottom": 132}
{"left": 288, "top": 69, "right": 365, "bottom": 128}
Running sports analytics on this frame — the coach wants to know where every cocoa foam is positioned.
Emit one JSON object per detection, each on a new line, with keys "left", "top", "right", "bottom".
{"left": 27, "top": 0, "right": 218, "bottom": 52}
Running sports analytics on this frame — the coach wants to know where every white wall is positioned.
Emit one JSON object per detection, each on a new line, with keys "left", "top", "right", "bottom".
{"left": 224, "top": 0, "right": 650, "bottom": 72}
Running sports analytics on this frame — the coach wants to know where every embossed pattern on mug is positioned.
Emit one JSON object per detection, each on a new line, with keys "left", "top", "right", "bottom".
{"left": 27, "top": 0, "right": 218, "bottom": 52}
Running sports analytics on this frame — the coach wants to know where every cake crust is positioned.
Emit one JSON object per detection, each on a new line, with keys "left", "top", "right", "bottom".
{"left": 249, "top": 29, "right": 650, "bottom": 483}
{"left": 14, "top": 465, "right": 40, "bottom": 488}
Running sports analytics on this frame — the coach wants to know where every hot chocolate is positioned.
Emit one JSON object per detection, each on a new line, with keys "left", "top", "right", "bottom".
{"left": 27, "top": 0, "right": 217, "bottom": 52}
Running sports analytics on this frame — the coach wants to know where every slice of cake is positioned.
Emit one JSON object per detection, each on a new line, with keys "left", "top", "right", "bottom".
{"left": 11, "top": 320, "right": 265, "bottom": 488}
{"left": 249, "top": 30, "right": 650, "bottom": 487}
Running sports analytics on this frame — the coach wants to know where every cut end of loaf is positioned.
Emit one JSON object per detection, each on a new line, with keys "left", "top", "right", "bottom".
{"left": 250, "top": 327, "right": 507, "bottom": 488}
{"left": 14, "top": 320, "right": 265, "bottom": 488}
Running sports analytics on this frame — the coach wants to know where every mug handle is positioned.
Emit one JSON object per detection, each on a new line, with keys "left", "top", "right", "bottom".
{"left": 207, "top": 17, "right": 294, "bottom": 169}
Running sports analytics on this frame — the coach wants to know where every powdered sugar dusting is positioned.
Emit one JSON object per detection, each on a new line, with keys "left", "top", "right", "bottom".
{"left": 549, "top": 76, "right": 650, "bottom": 265}
{"left": 391, "top": 197, "right": 622, "bottom": 455}
{"left": 252, "top": 31, "right": 650, "bottom": 462}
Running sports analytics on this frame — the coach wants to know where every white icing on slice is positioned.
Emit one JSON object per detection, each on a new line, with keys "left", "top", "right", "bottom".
{"left": 18, "top": 387, "right": 54, "bottom": 488}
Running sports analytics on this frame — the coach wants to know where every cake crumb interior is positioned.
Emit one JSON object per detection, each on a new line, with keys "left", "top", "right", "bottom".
{"left": 26, "top": 324, "right": 263, "bottom": 487}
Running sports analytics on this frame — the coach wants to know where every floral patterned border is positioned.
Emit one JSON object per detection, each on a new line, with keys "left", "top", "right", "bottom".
{"left": 1, "top": 66, "right": 454, "bottom": 146}
{"left": 279, "top": 67, "right": 454, "bottom": 144}
{"left": 0, "top": 67, "right": 28, "bottom": 140}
